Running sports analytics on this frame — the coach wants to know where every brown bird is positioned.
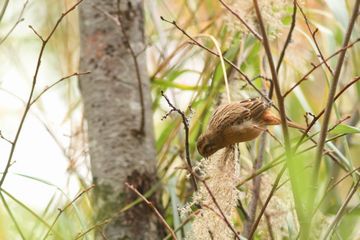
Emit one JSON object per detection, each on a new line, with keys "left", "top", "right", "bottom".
{"left": 197, "top": 98, "right": 306, "bottom": 157}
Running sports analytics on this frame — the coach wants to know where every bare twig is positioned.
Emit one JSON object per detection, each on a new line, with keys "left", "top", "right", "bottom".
{"left": 0, "top": 0, "right": 9, "bottom": 23}
{"left": 161, "top": 91, "right": 198, "bottom": 191}
{"left": 0, "top": 0, "right": 85, "bottom": 188}
{"left": 43, "top": 185, "right": 95, "bottom": 240}
{"left": 28, "top": 25, "right": 44, "bottom": 41}
{"left": 297, "top": 2, "right": 334, "bottom": 76}
{"left": 295, "top": 76, "right": 360, "bottom": 151}
{"left": 313, "top": 166, "right": 360, "bottom": 215}
{"left": 0, "top": 131, "right": 13, "bottom": 144}
{"left": 252, "top": 0, "right": 291, "bottom": 155}
{"left": 125, "top": 183, "right": 177, "bottom": 240}
{"left": 160, "top": 16, "right": 272, "bottom": 103}
{"left": 218, "top": 0, "right": 262, "bottom": 41}
{"left": 313, "top": 0, "right": 360, "bottom": 184}
{"left": 259, "top": 199, "right": 275, "bottom": 240}
{"left": 116, "top": 4, "right": 146, "bottom": 136}
{"left": 30, "top": 72, "right": 90, "bottom": 106}
{"left": 0, "top": 0, "right": 28, "bottom": 45}
{"left": 244, "top": 132, "right": 267, "bottom": 237}
{"left": 275, "top": 0, "right": 297, "bottom": 75}
{"left": 202, "top": 180, "right": 241, "bottom": 239}
{"left": 283, "top": 38, "right": 360, "bottom": 98}
{"left": 323, "top": 178, "right": 360, "bottom": 239}
{"left": 327, "top": 115, "right": 351, "bottom": 132}
{"left": 93, "top": 5, "right": 146, "bottom": 135}
{"left": 163, "top": 209, "right": 200, "bottom": 240}
{"left": 74, "top": 219, "right": 111, "bottom": 240}
{"left": 248, "top": 164, "right": 287, "bottom": 239}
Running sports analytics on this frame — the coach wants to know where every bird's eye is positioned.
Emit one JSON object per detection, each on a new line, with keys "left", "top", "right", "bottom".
{"left": 204, "top": 144, "right": 213, "bottom": 153}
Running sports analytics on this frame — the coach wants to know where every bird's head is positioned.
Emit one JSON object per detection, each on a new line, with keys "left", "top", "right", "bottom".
{"left": 197, "top": 132, "right": 219, "bottom": 158}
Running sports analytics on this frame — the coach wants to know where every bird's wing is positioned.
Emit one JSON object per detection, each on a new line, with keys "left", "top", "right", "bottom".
{"left": 241, "top": 98, "right": 270, "bottom": 121}
{"left": 208, "top": 98, "right": 269, "bottom": 131}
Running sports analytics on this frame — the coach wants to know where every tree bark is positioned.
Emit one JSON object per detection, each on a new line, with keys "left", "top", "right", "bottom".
{"left": 79, "top": 0, "right": 161, "bottom": 239}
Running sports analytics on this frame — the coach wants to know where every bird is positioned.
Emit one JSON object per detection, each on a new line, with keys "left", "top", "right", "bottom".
{"left": 197, "top": 98, "right": 306, "bottom": 157}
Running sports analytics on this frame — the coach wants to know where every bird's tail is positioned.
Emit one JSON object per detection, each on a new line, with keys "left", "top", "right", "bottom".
{"left": 263, "top": 111, "right": 307, "bottom": 130}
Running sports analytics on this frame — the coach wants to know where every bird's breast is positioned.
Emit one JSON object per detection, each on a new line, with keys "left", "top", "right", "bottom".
{"left": 221, "top": 121, "right": 263, "bottom": 145}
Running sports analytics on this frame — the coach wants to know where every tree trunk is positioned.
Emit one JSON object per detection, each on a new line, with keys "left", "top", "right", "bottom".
{"left": 79, "top": 0, "right": 161, "bottom": 239}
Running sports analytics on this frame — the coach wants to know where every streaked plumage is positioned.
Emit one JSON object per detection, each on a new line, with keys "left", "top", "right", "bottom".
{"left": 197, "top": 98, "right": 304, "bottom": 157}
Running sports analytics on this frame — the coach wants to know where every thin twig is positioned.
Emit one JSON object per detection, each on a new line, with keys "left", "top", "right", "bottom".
{"left": 297, "top": 2, "right": 334, "bottom": 76}
{"left": 248, "top": 164, "right": 287, "bottom": 240}
{"left": 30, "top": 72, "right": 90, "bottom": 106}
{"left": 283, "top": 38, "right": 360, "bottom": 98}
{"left": 0, "top": 0, "right": 10, "bottom": 23}
{"left": 163, "top": 209, "right": 200, "bottom": 240}
{"left": 160, "top": 16, "right": 272, "bottom": 103}
{"left": 93, "top": 5, "right": 146, "bottom": 135}
{"left": 74, "top": 219, "right": 111, "bottom": 240}
{"left": 327, "top": 115, "right": 351, "bottom": 132}
{"left": 28, "top": 25, "right": 44, "bottom": 41}
{"left": 0, "top": 131, "right": 13, "bottom": 144}
{"left": 161, "top": 91, "right": 198, "bottom": 191}
{"left": 294, "top": 76, "right": 360, "bottom": 151}
{"left": 259, "top": 198, "right": 275, "bottom": 240}
{"left": 125, "top": 183, "right": 177, "bottom": 240}
{"left": 275, "top": 0, "right": 297, "bottom": 75}
{"left": 0, "top": 0, "right": 28, "bottom": 45}
{"left": 42, "top": 185, "right": 95, "bottom": 240}
{"left": 218, "top": 0, "right": 262, "bottom": 41}
{"left": 323, "top": 179, "right": 360, "bottom": 239}
{"left": 313, "top": 0, "right": 360, "bottom": 186}
{"left": 244, "top": 132, "right": 267, "bottom": 237}
{"left": 202, "top": 180, "right": 241, "bottom": 239}
{"left": 116, "top": 3, "right": 146, "bottom": 136}
{"left": 0, "top": 0, "right": 85, "bottom": 188}
{"left": 313, "top": 166, "right": 360, "bottom": 215}
{"left": 252, "top": 0, "right": 291, "bottom": 154}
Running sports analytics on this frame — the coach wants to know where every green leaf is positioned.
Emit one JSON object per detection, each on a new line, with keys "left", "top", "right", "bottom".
{"left": 330, "top": 124, "right": 360, "bottom": 135}
{"left": 152, "top": 78, "right": 202, "bottom": 91}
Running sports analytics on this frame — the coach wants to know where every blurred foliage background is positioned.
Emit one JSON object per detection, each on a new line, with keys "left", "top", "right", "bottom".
{"left": 0, "top": 0, "right": 359, "bottom": 239}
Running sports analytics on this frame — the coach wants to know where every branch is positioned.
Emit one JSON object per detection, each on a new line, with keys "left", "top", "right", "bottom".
{"left": 202, "top": 180, "right": 241, "bottom": 239}
{"left": 313, "top": 166, "right": 360, "bottom": 215}
{"left": 323, "top": 178, "right": 360, "bottom": 239}
{"left": 0, "top": 0, "right": 28, "bottom": 45}
{"left": 93, "top": 5, "right": 146, "bottom": 135}
{"left": 327, "top": 115, "right": 351, "bottom": 132}
{"left": 74, "top": 219, "right": 111, "bottom": 240}
{"left": 161, "top": 91, "right": 198, "bottom": 191}
{"left": 313, "top": 0, "right": 360, "bottom": 184}
{"left": 295, "top": 76, "right": 360, "bottom": 150}
{"left": 275, "top": 0, "right": 297, "bottom": 75}
{"left": 125, "top": 183, "right": 177, "bottom": 240}
{"left": 160, "top": 16, "right": 272, "bottom": 103}
{"left": 218, "top": 0, "right": 262, "bottom": 41}
{"left": 243, "top": 132, "right": 267, "bottom": 238}
{"left": 0, "top": 0, "right": 85, "bottom": 188}
{"left": 252, "top": 0, "right": 291, "bottom": 153}
{"left": 43, "top": 185, "right": 95, "bottom": 239}
{"left": 297, "top": 2, "right": 334, "bottom": 76}
{"left": 30, "top": 72, "right": 90, "bottom": 106}
{"left": 0, "top": 0, "right": 9, "bottom": 23}
{"left": 0, "top": 131, "right": 13, "bottom": 144}
{"left": 283, "top": 38, "right": 360, "bottom": 98}
{"left": 248, "top": 165, "right": 287, "bottom": 239}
